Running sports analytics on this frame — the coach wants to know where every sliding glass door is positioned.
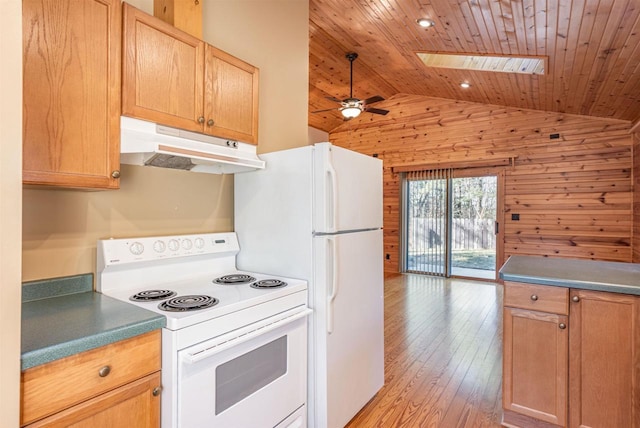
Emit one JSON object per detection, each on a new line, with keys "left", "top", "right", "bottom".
{"left": 405, "top": 169, "right": 450, "bottom": 276}
{"left": 403, "top": 170, "right": 498, "bottom": 279}
{"left": 450, "top": 176, "right": 497, "bottom": 279}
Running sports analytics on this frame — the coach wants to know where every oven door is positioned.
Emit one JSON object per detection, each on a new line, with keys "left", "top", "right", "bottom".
{"left": 177, "top": 307, "right": 311, "bottom": 428}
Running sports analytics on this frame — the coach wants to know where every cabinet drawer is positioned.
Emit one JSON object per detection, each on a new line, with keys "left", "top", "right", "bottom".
{"left": 21, "top": 330, "right": 161, "bottom": 425}
{"left": 504, "top": 281, "right": 569, "bottom": 315}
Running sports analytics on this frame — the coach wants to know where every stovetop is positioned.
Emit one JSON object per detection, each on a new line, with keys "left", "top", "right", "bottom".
{"left": 102, "top": 271, "right": 307, "bottom": 330}
{"left": 96, "top": 232, "right": 308, "bottom": 331}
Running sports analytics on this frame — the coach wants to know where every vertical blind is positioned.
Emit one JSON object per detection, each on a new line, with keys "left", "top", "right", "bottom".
{"left": 405, "top": 168, "right": 452, "bottom": 276}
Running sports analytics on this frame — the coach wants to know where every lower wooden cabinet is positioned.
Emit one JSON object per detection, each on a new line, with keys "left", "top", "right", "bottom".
{"left": 21, "top": 331, "right": 161, "bottom": 427}
{"left": 568, "top": 289, "right": 640, "bottom": 428}
{"left": 503, "top": 307, "right": 568, "bottom": 426}
{"left": 502, "top": 282, "right": 640, "bottom": 428}
{"left": 25, "top": 372, "right": 160, "bottom": 427}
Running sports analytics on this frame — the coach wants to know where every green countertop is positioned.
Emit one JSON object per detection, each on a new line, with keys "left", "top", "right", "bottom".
{"left": 22, "top": 274, "right": 165, "bottom": 371}
{"left": 499, "top": 255, "right": 640, "bottom": 295}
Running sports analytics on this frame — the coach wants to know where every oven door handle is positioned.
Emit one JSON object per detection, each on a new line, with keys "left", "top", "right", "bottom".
{"left": 181, "top": 308, "right": 312, "bottom": 364}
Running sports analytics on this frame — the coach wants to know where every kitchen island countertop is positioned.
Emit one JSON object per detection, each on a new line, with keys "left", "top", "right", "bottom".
{"left": 499, "top": 255, "right": 640, "bottom": 295}
{"left": 22, "top": 274, "right": 165, "bottom": 370}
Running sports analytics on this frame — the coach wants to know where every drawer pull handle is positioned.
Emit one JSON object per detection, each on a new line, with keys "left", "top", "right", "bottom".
{"left": 559, "top": 323, "right": 567, "bottom": 330}
{"left": 198, "top": 116, "right": 205, "bottom": 124}
{"left": 530, "top": 295, "right": 538, "bottom": 301}
{"left": 572, "top": 296, "right": 580, "bottom": 303}
{"left": 98, "top": 365, "right": 111, "bottom": 377}
{"left": 152, "top": 386, "right": 162, "bottom": 397}
{"left": 207, "top": 119, "right": 214, "bottom": 127}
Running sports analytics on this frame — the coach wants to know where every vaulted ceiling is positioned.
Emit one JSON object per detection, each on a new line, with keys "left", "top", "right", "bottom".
{"left": 308, "top": 0, "right": 640, "bottom": 133}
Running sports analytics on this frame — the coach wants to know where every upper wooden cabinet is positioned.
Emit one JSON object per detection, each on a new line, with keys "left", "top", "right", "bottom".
{"left": 122, "top": 4, "right": 259, "bottom": 145}
{"left": 22, "top": 0, "right": 121, "bottom": 189}
{"left": 122, "top": 3, "right": 204, "bottom": 132}
{"left": 204, "top": 45, "right": 259, "bottom": 144}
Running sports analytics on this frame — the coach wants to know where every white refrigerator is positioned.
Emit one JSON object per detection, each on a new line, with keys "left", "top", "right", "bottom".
{"left": 234, "top": 142, "right": 384, "bottom": 428}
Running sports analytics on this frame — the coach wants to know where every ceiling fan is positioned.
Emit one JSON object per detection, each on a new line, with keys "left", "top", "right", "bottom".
{"left": 312, "top": 52, "right": 389, "bottom": 119}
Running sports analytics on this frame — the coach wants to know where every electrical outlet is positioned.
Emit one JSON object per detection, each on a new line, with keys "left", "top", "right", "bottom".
{"left": 512, "top": 213, "right": 520, "bottom": 221}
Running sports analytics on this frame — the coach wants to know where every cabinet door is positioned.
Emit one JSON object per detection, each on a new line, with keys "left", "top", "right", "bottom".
{"left": 22, "top": 0, "right": 121, "bottom": 189}
{"left": 122, "top": 3, "right": 204, "bottom": 132}
{"left": 569, "top": 290, "right": 640, "bottom": 428}
{"left": 204, "top": 45, "right": 259, "bottom": 144}
{"left": 25, "top": 372, "right": 161, "bottom": 428}
{"left": 503, "top": 307, "right": 568, "bottom": 426}
{"left": 21, "top": 330, "right": 161, "bottom": 425}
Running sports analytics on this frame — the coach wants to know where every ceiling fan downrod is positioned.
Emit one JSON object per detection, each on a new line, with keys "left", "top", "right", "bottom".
{"left": 346, "top": 52, "right": 358, "bottom": 99}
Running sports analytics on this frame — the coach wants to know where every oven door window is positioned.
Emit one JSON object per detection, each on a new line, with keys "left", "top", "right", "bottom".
{"left": 216, "top": 336, "right": 287, "bottom": 414}
{"left": 177, "top": 314, "right": 308, "bottom": 428}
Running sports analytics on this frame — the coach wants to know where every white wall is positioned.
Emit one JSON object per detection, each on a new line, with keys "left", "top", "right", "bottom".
{"left": 0, "top": 0, "right": 23, "bottom": 422}
{"left": 130, "top": 0, "right": 152, "bottom": 13}
{"left": 203, "top": 0, "right": 309, "bottom": 153}
{"left": 22, "top": 165, "right": 234, "bottom": 281}
{"left": 308, "top": 126, "right": 329, "bottom": 144}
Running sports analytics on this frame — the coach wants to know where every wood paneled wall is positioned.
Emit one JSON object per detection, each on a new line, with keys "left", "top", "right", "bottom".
{"left": 329, "top": 94, "right": 633, "bottom": 274}
{"left": 634, "top": 132, "right": 640, "bottom": 263}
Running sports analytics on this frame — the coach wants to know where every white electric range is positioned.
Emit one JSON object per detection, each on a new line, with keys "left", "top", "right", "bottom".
{"left": 97, "top": 232, "right": 310, "bottom": 428}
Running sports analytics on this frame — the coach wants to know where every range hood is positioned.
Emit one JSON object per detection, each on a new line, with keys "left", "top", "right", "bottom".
{"left": 120, "top": 117, "right": 265, "bottom": 174}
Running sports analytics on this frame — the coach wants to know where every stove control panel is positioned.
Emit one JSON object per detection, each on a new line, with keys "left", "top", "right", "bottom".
{"left": 98, "top": 232, "right": 240, "bottom": 266}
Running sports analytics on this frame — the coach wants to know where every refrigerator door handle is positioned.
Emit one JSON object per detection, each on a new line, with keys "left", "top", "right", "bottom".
{"left": 327, "top": 237, "right": 339, "bottom": 334}
{"left": 326, "top": 163, "right": 338, "bottom": 233}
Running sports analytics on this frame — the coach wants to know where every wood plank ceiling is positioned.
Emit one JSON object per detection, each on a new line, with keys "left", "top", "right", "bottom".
{"left": 309, "top": 0, "right": 640, "bottom": 133}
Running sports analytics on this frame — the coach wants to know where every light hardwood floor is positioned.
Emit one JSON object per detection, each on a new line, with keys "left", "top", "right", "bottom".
{"left": 346, "top": 274, "right": 503, "bottom": 428}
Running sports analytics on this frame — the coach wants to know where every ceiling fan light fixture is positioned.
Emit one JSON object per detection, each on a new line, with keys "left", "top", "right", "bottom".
{"left": 341, "top": 105, "right": 363, "bottom": 118}
{"left": 417, "top": 18, "right": 435, "bottom": 28}
{"left": 460, "top": 82, "right": 471, "bottom": 89}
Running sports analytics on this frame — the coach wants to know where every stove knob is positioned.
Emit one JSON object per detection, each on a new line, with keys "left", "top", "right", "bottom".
{"left": 168, "top": 239, "right": 180, "bottom": 252}
{"left": 194, "top": 237, "right": 205, "bottom": 249}
{"left": 182, "top": 239, "right": 193, "bottom": 250}
{"left": 153, "top": 240, "right": 166, "bottom": 253}
{"left": 129, "top": 242, "right": 144, "bottom": 256}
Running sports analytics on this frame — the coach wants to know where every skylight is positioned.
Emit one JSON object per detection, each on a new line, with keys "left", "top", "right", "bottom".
{"left": 415, "top": 52, "right": 546, "bottom": 75}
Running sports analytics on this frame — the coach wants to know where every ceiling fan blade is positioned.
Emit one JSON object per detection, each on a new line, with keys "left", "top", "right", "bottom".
{"left": 363, "top": 95, "right": 385, "bottom": 105}
{"left": 364, "top": 107, "right": 389, "bottom": 115}
{"left": 312, "top": 108, "right": 339, "bottom": 113}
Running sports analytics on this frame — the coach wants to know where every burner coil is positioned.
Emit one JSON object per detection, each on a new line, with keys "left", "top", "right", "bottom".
{"left": 130, "top": 289, "right": 177, "bottom": 301}
{"left": 159, "top": 295, "right": 218, "bottom": 312}
{"left": 213, "top": 274, "right": 256, "bottom": 285}
{"left": 251, "top": 279, "right": 287, "bottom": 289}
